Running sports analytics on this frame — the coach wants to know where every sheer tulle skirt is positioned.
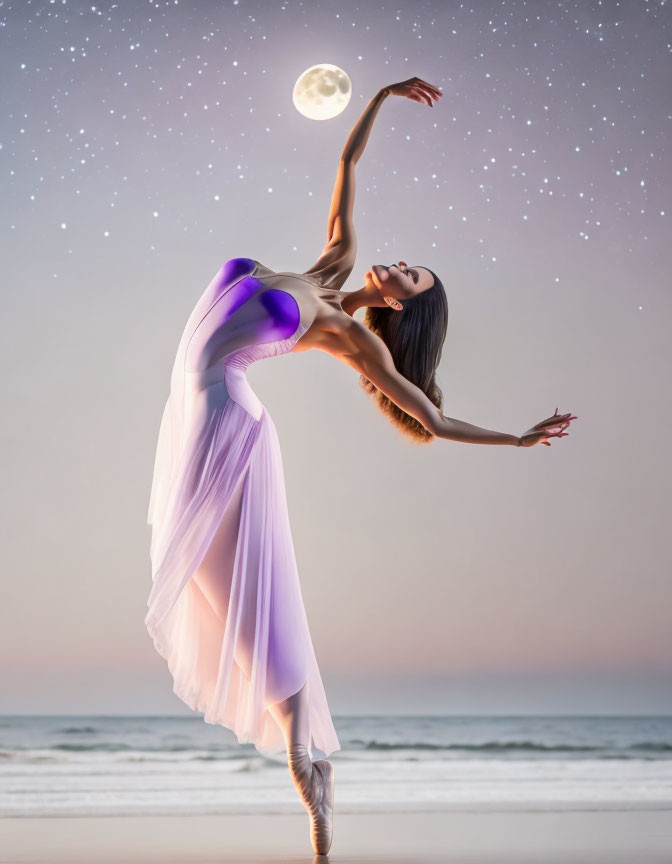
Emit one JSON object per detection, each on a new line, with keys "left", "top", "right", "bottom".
{"left": 146, "top": 380, "right": 340, "bottom": 757}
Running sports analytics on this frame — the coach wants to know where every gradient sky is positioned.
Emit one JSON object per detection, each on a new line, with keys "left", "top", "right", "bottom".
{"left": 1, "top": 0, "right": 671, "bottom": 716}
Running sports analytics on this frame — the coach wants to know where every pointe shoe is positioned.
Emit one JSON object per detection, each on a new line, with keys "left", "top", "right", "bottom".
{"left": 287, "top": 744, "right": 335, "bottom": 855}
{"left": 311, "top": 758, "right": 335, "bottom": 855}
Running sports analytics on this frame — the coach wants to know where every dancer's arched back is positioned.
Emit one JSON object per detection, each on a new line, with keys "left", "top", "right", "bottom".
{"left": 146, "top": 76, "right": 576, "bottom": 857}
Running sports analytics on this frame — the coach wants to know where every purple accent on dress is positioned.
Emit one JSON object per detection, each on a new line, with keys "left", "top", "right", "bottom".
{"left": 185, "top": 278, "right": 301, "bottom": 373}
{"left": 259, "top": 288, "right": 301, "bottom": 340}
{"left": 146, "top": 259, "right": 340, "bottom": 758}
{"left": 222, "top": 256, "right": 256, "bottom": 283}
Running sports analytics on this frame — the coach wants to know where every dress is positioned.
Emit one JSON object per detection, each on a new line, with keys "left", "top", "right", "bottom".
{"left": 146, "top": 257, "right": 341, "bottom": 758}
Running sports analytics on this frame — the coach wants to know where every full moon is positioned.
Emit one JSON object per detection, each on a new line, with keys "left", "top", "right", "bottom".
{"left": 292, "top": 64, "right": 351, "bottom": 121}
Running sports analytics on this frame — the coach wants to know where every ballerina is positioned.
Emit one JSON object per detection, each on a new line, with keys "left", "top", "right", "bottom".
{"left": 146, "top": 76, "right": 577, "bottom": 856}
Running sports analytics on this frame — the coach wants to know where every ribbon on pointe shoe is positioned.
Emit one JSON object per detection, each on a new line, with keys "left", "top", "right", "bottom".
{"left": 287, "top": 744, "right": 319, "bottom": 809}
{"left": 287, "top": 744, "right": 334, "bottom": 855}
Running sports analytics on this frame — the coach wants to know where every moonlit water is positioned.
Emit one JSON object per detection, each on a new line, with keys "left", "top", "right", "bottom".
{"left": 2, "top": 715, "right": 671, "bottom": 817}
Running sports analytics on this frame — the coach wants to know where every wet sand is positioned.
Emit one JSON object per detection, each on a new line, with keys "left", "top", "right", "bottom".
{"left": 2, "top": 808, "right": 672, "bottom": 863}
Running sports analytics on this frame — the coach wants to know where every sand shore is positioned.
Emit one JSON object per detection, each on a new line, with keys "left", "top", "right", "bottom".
{"left": 2, "top": 809, "right": 672, "bottom": 863}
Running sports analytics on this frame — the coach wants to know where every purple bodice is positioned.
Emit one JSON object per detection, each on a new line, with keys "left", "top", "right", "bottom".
{"left": 169, "top": 258, "right": 311, "bottom": 422}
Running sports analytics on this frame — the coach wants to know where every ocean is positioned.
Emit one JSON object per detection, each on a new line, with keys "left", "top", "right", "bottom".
{"left": 1, "top": 714, "right": 671, "bottom": 816}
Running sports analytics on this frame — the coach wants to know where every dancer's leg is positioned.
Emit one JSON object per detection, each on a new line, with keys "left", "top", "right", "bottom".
{"left": 269, "top": 681, "right": 318, "bottom": 805}
{"left": 192, "top": 469, "right": 264, "bottom": 682}
{"left": 269, "top": 681, "right": 334, "bottom": 855}
{"left": 268, "top": 680, "right": 311, "bottom": 751}
{"left": 192, "top": 470, "right": 246, "bottom": 623}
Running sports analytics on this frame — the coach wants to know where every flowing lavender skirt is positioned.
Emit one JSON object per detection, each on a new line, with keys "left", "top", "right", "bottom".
{"left": 145, "top": 294, "right": 340, "bottom": 757}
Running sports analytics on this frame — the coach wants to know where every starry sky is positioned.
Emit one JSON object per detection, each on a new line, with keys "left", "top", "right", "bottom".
{"left": 1, "top": 0, "right": 671, "bottom": 716}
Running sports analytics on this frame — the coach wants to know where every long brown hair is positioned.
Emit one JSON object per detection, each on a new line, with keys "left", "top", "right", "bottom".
{"left": 359, "top": 268, "right": 448, "bottom": 444}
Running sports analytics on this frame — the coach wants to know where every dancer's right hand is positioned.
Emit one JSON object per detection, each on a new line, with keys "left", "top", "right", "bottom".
{"left": 383, "top": 77, "right": 442, "bottom": 107}
{"left": 519, "top": 409, "right": 577, "bottom": 446}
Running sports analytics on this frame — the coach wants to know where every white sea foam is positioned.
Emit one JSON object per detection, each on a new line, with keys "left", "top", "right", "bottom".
{"left": 1, "top": 715, "right": 671, "bottom": 816}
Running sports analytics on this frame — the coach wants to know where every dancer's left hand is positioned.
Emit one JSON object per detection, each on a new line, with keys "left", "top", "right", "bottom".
{"left": 519, "top": 409, "right": 577, "bottom": 447}
{"left": 383, "top": 77, "right": 442, "bottom": 107}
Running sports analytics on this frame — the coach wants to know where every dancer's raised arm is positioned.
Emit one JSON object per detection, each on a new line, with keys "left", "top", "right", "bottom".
{"left": 322, "top": 87, "right": 388, "bottom": 252}
{"left": 311, "top": 88, "right": 390, "bottom": 268}
{"left": 305, "top": 78, "right": 442, "bottom": 280}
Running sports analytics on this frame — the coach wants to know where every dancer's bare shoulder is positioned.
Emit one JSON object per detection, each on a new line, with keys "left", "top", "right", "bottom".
{"left": 292, "top": 298, "right": 362, "bottom": 357}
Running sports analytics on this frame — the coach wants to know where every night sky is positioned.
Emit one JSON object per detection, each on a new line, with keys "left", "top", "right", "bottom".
{"left": 2, "top": 0, "right": 671, "bottom": 715}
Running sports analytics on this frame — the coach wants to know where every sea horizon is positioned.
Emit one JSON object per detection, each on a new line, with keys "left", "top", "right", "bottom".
{"left": 2, "top": 713, "right": 671, "bottom": 818}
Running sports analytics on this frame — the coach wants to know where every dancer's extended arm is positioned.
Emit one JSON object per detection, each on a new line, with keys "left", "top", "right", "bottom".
{"left": 344, "top": 319, "right": 521, "bottom": 445}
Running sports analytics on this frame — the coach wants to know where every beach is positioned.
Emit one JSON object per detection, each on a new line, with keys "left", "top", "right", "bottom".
{"left": 2, "top": 714, "right": 672, "bottom": 862}
{"left": 3, "top": 809, "right": 672, "bottom": 863}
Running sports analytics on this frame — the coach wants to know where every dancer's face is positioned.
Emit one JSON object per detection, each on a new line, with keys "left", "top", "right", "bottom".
{"left": 365, "top": 262, "right": 434, "bottom": 306}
